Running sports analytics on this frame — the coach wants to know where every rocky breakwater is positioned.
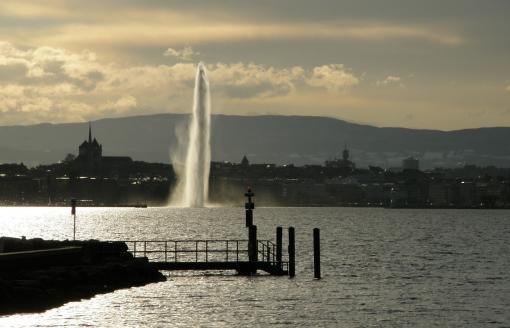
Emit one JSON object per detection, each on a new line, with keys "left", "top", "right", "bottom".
{"left": 0, "top": 237, "right": 166, "bottom": 315}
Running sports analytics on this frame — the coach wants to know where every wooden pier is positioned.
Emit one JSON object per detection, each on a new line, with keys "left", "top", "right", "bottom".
{"left": 123, "top": 239, "right": 288, "bottom": 276}
{"left": 104, "top": 188, "right": 311, "bottom": 277}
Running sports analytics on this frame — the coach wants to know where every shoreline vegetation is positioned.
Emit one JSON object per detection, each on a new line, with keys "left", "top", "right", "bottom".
{"left": 0, "top": 237, "right": 165, "bottom": 315}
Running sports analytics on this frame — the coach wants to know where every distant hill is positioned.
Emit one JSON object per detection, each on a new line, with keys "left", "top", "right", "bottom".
{"left": 1, "top": 113, "right": 509, "bottom": 168}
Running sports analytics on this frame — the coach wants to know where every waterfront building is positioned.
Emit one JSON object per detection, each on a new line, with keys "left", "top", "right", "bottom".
{"left": 325, "top": 145, "right": 355, "bottom": 172}
{"left": 402, "top": 157, "right": 420, "bottom": 171}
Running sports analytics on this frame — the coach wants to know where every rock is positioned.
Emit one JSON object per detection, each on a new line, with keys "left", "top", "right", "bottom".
{"left": 0, "top": 236, "right": 166, "bottom": 315}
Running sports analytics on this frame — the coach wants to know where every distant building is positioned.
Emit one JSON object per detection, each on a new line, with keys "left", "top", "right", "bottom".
{"left": 325, "top": 145, "right": 355, "bottom": 172}
{"left": 77, "top": 123, "right": 103, "bottom": 167}
{"left": 240, "top": 155, "right": 249, "bottom": 167}
{"left": 428, "top": 181, "right": 450, "bottom": 206}
{"left": 73, "top": 123, "right": 132, "bottom": 176}
{"left": 402, "top": 157, "right": 419, "bottom": 171}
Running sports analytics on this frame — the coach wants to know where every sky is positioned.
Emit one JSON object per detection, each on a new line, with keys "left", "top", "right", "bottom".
{"left": 0, "top": 0, "right": 509, "bottom": 130}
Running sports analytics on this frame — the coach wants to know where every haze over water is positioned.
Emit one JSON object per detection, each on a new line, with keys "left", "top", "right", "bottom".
{"left": 1, "top": 207, "right": 509, "bottom": 327}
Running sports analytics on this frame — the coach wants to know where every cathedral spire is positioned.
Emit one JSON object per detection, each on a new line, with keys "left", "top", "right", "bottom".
{"left": 342, "top": 143, "right": 349, "bottom": 161}
{"left": 88, "top": 121, "right": 92, "bottom": 143}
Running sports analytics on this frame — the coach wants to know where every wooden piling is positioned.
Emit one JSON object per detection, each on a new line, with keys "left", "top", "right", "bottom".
{"left": 248, "top": 225, "right": 257, "bottom": 262}
{"left": 246, "top": 209, "right": 253, "bottom": 227}
{"left": 71, "top": 198, "right": 77, "bottom": 241}
{"left": 313, "top": 228, "right": 321, "bottom": 279}
{"left": 288, "top": 227, "right": 295, "bottom": 278}
{"left": 248, "top": 225, "right": 258, "bottom": 274}
{"left": 276, "top": 226, "right": 282, "bottom": 269}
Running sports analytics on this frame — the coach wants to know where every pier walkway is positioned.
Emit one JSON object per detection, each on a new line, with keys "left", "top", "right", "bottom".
{"left": 122, "top": 239, "right": 289, "bottom": 276}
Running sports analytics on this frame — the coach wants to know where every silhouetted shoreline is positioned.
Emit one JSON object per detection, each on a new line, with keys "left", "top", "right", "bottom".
{"left": 0, "top": 237, "right": 165, "bottom": 315}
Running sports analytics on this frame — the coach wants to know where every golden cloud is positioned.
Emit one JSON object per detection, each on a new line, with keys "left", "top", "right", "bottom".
{"left": 0, "top": 1, "right": 464, "bottom": 49}
{"left": 307, "top": 65, "right": 359, "bottom": 91}
{"left": 0, "top": 42, "right": 360, "bottom": 124}
{"left": 29, "top": 22, "right": 464, "bottom": 50}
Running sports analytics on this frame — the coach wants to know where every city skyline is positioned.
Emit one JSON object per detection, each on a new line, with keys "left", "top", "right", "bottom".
{"left": 0, "top": 0, "right": 509, "bottom": 130}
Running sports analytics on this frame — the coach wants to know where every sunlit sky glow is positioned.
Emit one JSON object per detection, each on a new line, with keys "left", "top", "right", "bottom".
{"left": 0, "top": 0, "right": 509, "bottom": 130}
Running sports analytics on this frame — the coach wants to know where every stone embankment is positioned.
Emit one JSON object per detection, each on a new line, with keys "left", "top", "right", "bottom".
{"left": 0, "top": 237, "right": 166, "bottom": 315}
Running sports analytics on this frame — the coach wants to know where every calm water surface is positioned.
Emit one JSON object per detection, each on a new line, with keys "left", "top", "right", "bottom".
{"left": 0, "top": 207, "right": 509, "bottom": 327}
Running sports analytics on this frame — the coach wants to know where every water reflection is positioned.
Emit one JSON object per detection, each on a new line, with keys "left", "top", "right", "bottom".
{"left": 1, "top": 207, "right": 510, "bottom": 327}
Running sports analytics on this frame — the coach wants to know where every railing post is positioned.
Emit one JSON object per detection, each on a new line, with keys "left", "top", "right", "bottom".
{"left": 273, "top": 243, "right": 275, "bottom": 263}
{"left": 165, "top": 241, "right": 168, "bottom": 262}
{"left": 133, "top": 242, "right": 137, "bottom": 258}
{"left": 236, "top": 240, "right": 239, "bottom": 262}
{"left": 267, "top": 241, "right": 270, "bottom": 262}
{"left": 260, "top": 242, "right": 265, "bottom": 261}
{"left": 196, "top": 241, "right": 198, "bottom": 262}
{"left": 313, "top": 228, "right": 321, "bottom": 279}
{"left": 174, "top": 241, "right": 177, "bottom": 262}
{"left": 144, "top": 241, "right": 147, "bottom": 258}
{"left": 206, "top": 241, "right": 209, "bottom": 262}
{"left": 288, "top": 227, "right": 295, "bottom": 278}
{"left": 276, "top": 226, "right": 282, "bottom": 269}
{"left": 226, "top": 241, "right": 229, "bottom": 262}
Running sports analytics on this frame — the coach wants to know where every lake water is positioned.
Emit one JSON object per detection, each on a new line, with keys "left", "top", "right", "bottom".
{"left": 1, "top": 207, "right": 509, "bottom": 327}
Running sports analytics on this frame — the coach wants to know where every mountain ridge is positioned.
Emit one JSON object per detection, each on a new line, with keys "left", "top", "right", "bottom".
{"left": 0, "top": 113, "right": 509, "bottom": 168}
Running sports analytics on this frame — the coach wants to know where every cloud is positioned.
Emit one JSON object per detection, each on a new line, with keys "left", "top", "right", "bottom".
{"left": 0, "top": 41, "right": 104, "bottom": 90}
{"left": 0, "top": 2, "right": 465, "bottom": 49}
{"left": 100, "top": 95, "right": 138, "bottom": 114}
{"left": 385, "top": 75, "right": 401, "bottom": 83}
{"left": 164, "top": 46, "right": 198, "bottom": 61}
{"left": 30, "top": 23, "right": 464, "bottom": 50}
{"left": 0, "top": 42, "right": 141, "bottom": 123}
{"left": 307, "top": 64, "right": 359, "bottom": 92}
{"left": 0, "top": 1, "right": 71, "bottom": 19}
{"left": 506, "top": 85, "right": 510, "bottom": 92}
{"left": 377, "top": 75, "right": 403, "bottom": 86}
{"left": 208, "top": 63, "right": 305, "bottom": 98}
{"left": 0, "top": 42, "right": 360, "bottom": 125}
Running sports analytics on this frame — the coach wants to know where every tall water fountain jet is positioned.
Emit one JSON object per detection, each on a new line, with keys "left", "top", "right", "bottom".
{"left": 182, "top": 62, "right": 211, "bottom": 207}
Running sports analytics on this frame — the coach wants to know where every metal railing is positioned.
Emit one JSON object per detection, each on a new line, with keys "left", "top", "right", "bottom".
{"left": 125, "top": 239, "right": 251, "bottom": 263}
{"left": 257, "top": 240, "right": 288, "bottom": 272}
{"left": 121, "top": 239, "right": 287, "bottom": 271}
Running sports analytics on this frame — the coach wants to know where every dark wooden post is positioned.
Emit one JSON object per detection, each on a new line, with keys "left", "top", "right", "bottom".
{"left": 276, "top": 226, "right": 282, "bottom": 269}
{"left": 248, "top": 225, "right": 258, "bottom": 262}
{"left": 70, "top": 198, "right": 77, "bottom": 241}
{"left": 246, "top": 209, "right": 253, "bottom": 227}
{"left": 248, "top": 225, "right": 258, "bottom": 274}
{"left": 313, "top": 228, "right": 321, "bottom": 279}
{"left": 245, "top": 187, "right": 255, "bottom": 227}
{"left": 288, "top": 227, "right": 295, "bottom": 278}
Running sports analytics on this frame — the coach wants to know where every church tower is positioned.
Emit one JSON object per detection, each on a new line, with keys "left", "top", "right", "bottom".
{"left": 78, "top": 122, "right": 102, "bottom": 168}
{"left": 342, "top": 144, "right": 349, "bottom": 161}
